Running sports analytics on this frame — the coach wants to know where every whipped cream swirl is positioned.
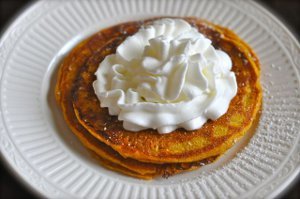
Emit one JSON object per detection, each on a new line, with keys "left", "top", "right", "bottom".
{"left": 93, "top": 18, "right": 237, "bottom": 134}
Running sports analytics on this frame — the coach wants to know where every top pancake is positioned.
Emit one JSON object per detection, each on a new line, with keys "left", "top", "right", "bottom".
{"left": 69, "top": 17, "right": 262, "bottom": 164}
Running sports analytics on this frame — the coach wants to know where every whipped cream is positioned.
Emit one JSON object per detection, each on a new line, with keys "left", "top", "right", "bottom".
{"left": 93, "top": 18, "right": 237, "bottom": 134}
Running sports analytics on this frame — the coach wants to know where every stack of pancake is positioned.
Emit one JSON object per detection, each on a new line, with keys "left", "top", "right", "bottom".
{"left": 55, "top": 17, "right": 262, "bottom": 179}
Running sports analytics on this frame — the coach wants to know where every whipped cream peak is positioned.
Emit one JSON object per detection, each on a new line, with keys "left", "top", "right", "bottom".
{"left": 93, "top": 18, "right": 237, "bottom": 134}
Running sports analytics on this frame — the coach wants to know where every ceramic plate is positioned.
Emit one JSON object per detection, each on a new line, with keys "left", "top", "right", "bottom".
{"left": 0, "top": 0, "right": 299, "bottom": 198}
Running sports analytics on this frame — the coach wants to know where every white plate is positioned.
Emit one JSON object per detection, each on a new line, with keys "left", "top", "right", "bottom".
{"left": 0, "top": 0, "right": 299, "bottom": 198}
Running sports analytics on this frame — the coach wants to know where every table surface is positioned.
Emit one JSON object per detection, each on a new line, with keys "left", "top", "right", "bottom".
{"left": 0, "top": 0, "right": 299, "bottom": 198}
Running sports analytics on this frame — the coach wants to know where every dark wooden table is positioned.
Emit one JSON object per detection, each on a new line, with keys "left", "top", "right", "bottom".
{"left": 0, "top": 0, "right": 299, "bottom": 198}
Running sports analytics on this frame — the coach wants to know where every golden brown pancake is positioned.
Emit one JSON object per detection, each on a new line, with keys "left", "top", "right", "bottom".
{"left": 69, "top": 18, "right": 262, "bottom": 163}
{"left": 55, "top": 17, "right": 262, "bottom": 178}
{"left": 55, "top": 22, "right": 217, "bottom": 179}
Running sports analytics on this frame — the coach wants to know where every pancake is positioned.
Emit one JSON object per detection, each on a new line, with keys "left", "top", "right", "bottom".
{"left": 69, "top": 17, "right": 262, "bottom": 163}
{"left": 55, "top": 26, "right": 217, "bottom": 179}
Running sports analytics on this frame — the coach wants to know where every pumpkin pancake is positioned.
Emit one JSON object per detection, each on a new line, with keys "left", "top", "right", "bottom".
{"left": 69, "top": 17, "right": 262, "bottom": 164}
{"left": 55, "top": 25, "right": 217, "bottom": 179}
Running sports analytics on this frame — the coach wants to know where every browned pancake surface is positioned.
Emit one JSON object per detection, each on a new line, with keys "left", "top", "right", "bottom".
{"left": 69, "top": 18, "right": 262, "bottom": 163}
